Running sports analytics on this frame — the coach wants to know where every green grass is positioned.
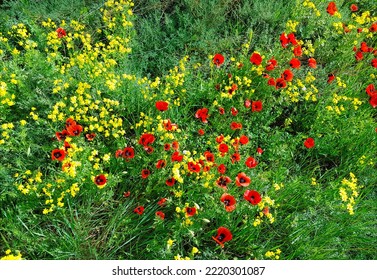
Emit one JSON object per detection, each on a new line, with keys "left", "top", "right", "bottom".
{"left": 0, "top": 0, "right": 376, "bottom": 260}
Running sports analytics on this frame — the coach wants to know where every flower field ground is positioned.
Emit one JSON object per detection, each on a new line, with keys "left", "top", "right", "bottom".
{"left": 0, "top": 0, "right": 376, "bottom": 260}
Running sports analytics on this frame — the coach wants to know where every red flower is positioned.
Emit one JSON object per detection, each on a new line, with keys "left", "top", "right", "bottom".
{"left": 195, "top": 108, "right": 209, "bottom": 123}
{"left": 304, "top": 137, "right": 315, "bottom": 148}
{"left": 350, "top": 4, "right": 358, "bottom": 12}
{"left": 293, "top": 45, "right": 303, "bottom": 57}
{"left": 144, "top": 146, "right": 154, "bottom": 154}
{"left": 235, "top": 172, "right": 251, "bottom": 187}
{"left": 244, "top": 99, "right": 251, "bottom": 108}
{"left": 155, "top": 101, "right": 169, "bottom": 111}
{"left": 355, "top": 51, "right": 363, "bottom": 61}
{"left": 156, "top": 211, "right": 165, "bottom": 219}
{"left": 371, "top": 59, "right": 377, "bottom": 68}
{"left": 366, "top": 84, "right": 377, "bottom": 96}
{"left": 250, "top": 52, "right": 262, "bottom": 65}
{"left": 121, "top": 147, "right": 134, "bottom": 160}
{"left": 239, "top": 135, "right": 249, "bottom": 145}
{"left": 204, "top": 151, "right": 215, "bottom": 162}
{"left": 134, "top": 206, "right": 144, "bottom": 215}
{"left": 56, "top": 27, "right": 66, "bottom": 38}
{"left": 164, "top": 143, "right": 171, "bottom": 151}
{"left": 141, "top": 169, "right": 151, "bottom": 179}
{"left": 138, "top": 133, "right": 155, "bottom": 146}
{"left": 219, "top": 107, "right": 225, "bottom": 115}
{"left": 67, "top": 124, "right": 83, "bottom": 136}
{"left": 172, "top": 141, "right": 179, "bottom": 151}
{"left": 265, "top": 58, "right": 277, "bottom": 71}
{"left": 251, "top": 101, "right": 263, "bottom": 112}
{"left": 245, "top": 156, "right": 258, "bottom": 168}
{"left": 327, "top": 73, "right": 335, "bottom": 84}
{"left": 228, "top": 84, "right": 238, "bottom": 95}
{"left": 171, "top": 151, "right": 183, "bottom": 162}
{"left": 230, "top": 122, "right": 242, "bottom": 130}
{"left": 94, "top": 174, "right": 107, "bottom": 186}
{"left": 158, "top": 198, "right": 167, "bottom": 206}
{"left": 287, "top": 33, "right": 298, "bottom": 45}
{"left": 308, "top": 58, "right": 317, "bottom": 68}
{"left": 213, "top": 53, "right": 225, "bottom": 67}
{"left": 231, "top": 107, "right": 238, "bottom": 116}
{"left": 65, "top": 117, "right": 76, "bottom": 129}
{"left": 216, "top": 134, "right": 224, "bottom": 143}
{"left": 56, "top": 130, "right": 69, "bottom": 141}
{"left": 115, "top": 149, "right": 124, "bottom": 158}
{"left": 198, "top": 129, "right": 205, "bottom": 135}
{"left": 256, "top": 147, "right": 264, "bottom": 154}
{"left": 268, "top": 78, "right": 276, "bottom": 87}
{"left": 166, "top": 178, "right": 176, "bottom": 186}
{"left": 370, "top": 95, "right": 377, "bottom": 108}
{"left": 185, "top": 207, "right": 197, "bottom": 217}
{"left": 51, "top": 148, "right": 66, "bottom": 161}
{"left": 212, "top": 227, "right": 232, "bottom": 248}
{"left": 156, "top": 159, "right": 167, "bottom": 169}
{"left": 217, "top": 164, "right": 226, "bottom": 174}
{"left": 123, "top": 191, "right": 130, "bottom": 198}
{"left": 280, "top": 33, "right": 289, "bottom": 48}
{"left": 370, "top": 23, "right": 377, "bottom": 33}
{"left": 85, "top": 133, "right": 96, "bottom": 141}
{"left": 290, "top": 58, "right": 301, "bottom": 69}
{"left": 218, "top": 143, "right": 229, "bottom": 153}
{"left": 243, "top": 190, "right": 262, "bottom": 205}
{"left": 216, "top": 176, "right": 232, "bottom": 189}
{"left": 282, "top": 69, "right": 294, "bottom": 81}
{"left": 188, "top": 162, "right": 201, "bottom": 173}
{"left": 220, "top": 193, "right": 236, "bottom": 212}
{"left": 327, "top": 2, "right": 338, "bottom": 16}
{"left": 275, "top": 78, "right": 287, "bottom": 89}
{"left": 231, "top": 153, "right": 241, "bottom": 163}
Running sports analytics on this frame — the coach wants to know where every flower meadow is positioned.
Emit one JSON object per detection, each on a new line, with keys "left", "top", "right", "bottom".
{"left": 0, "top": 0, "right": 376, "bottom": 260}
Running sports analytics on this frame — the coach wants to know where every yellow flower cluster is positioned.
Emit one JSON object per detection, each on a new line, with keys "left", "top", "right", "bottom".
{"left": 0, "top": 80, "right": 16, "bottom": 107}
{"left": 1, "top": 250, "right": 23, "bottom": 260}
{"left": 265, "top": 248, "right": 282, "bottom": 260}
{"left": 339, "top": 173, "right": 362, "bottom": 215}
{"left": 283, "top": 74, "right": 317, "bottom": 103}
{"left": 286, "top": 20, "right": 300, "bottom": 33}
{"left": 14, "top": 170, "right": 41, "bottom": 195}
{"left": 326, "top": 92, "right": 362, "bottom": 115}
{"left": 253, "top": 196, "right": 276, "bottom": 226}
{"left": 302, "top": 0, "right": 321, "bottom": 17}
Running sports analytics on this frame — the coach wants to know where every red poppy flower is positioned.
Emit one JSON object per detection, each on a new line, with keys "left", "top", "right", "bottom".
{"left": 67, "top": 124, "right": 83, "bottom": 136}
{"left": 141, "top": 169, "right": 151, "bottom": 179}
{"left": 213, "top": 53, "right": 225, "bottom": 67}
{"left": 327, "top": 2, "right": 337, "bottom": 16}
{"left": 265, "top": 58, "right": 277, "bottom": 71}
{"left": 355, "top": 51, "right": 363, "bottom": 61}
{"left": 64, "top": 141, "right": 71, "bottom": 150}
{"left": 156, "top": 159, "right": 167, "bottom": 169}
{"left": 220, "top": 193, "right": 236, "bottom": 212}
{"left": 123, "top": 191, "right": 130, "bottom": 198}
{"left": 304, "top": 137, "right": 315, "bottom": 148}
{"left": 256, "top": 147, "right": 264, "bottom": 154}
{"left": 244, "top": 99, "right": 251, "bottom": 108}
{"left": 219, "top": 107, "right": 225, "bottom": 115}
{"left": 188, "top": 162, "right": 201, "bottom": 173}
{"left": 239, "top": 135, "right": 249, "bottom": 145}
{"left": 94, "top": 174, "right": 107, "bottom": 186}
{"left": 185, "top": 207, "right": 197, "bottom": 217}
{"left": 195, "top": 108, "right": 209, "bottom": 123}
{"left": 280, "top": 33, "right": 289, "bottom": 48}
{"left": 216, "top": 134, "right": 224, "bottom": 143}
{"left": 243, "top": 190, "right": 262, "bottom": 205}
{"left": 56, "top": 130, "right": 69, "bottom": 141}
{"left": 158, "top": 198, "right": 167, "bottom": 207}
{"left": 327, "top": 73, "right": 335, "bottom": 84}
{"left": 231, "top": 107, "right": 238, "bottom": 116}
{"left": 308, "top": 58, "right": 317, "bottom": 68}
{"left": 268, "top": 78, "right": 276, "bottom": 87}
{"left": 251, "top": 100, "right": 263, "bottom": 112}
{"left": 228, "top": 84, "right": 238, "bottom": 95}
{"left": 138, "top": 133, "right": 155, "bottom": 146}
{"left": 287, "top": 33, "right": 298, "bottom": 45}
{"left": 371, "top": 59, "right": 377, "bottom": 68}
{"left": 164, "top": 143, "right": 171, "bottom": 151}
{"left": 156, "top": 211, "right": 165, "bottom": 220}
{"left": 172, "top": 141, "right": 179, "bottom": 151}
{"left": 144, "top": 146, "right": 154, "bottom": 154}
{"left": 275, "top": 78, "right": 287, "bottom": 89}
{"left": 198, "top": 129, "right": 205, "bottom": 135}
{"left": 166, "top": 178, "right": 176, "bottom": 186}
{"left": 163, "top": 119, "right": 176, "bottom": 131}
{"left": 250, "top": 52, "right": 262, "bottom": 65}
{"left": 85, "top": 133, "right": 96, "bottom": 141}
{"left": 56, "top": 27, "right": 66, "bottom": 38}
{"left": 51, "top": 148, "right": 66, "bottom": 161}
{"left": 366, "top": 84, "right": 376, "bottom": 96}
{"left": 155, "top": 100, "right": 169, "bottom": 111}
{"left": 115, "top": 149, "right": 123, "bottom": 158}
{"left": 245, "top": 156, "right": 258, "bottom": 168}
{"left": 122, "top": 147, "right": 135, "bottom": 160}
{"left": 204, "top": 151, "right": 215, "bottom": 162}
{"left": 216, "top": 176, "right": 232, "bottom": 189}
{"left": 230, "top": 122, "right": 242, "bottom": 130}
{"left": 65, "top": 118, "right": 76, "bottom": 128}
{"left": 217, "top": 164, "right": 226, "bottom": 174}
{"left": 171, "top": 151, "right": 183, "bottom": 162}
{"left": 282, "top": 69, "right": 294, "bottom": 81}
{"left": 370, "top": 23, "right": 377, "bottom": 32}
{"left": 235, "top": 172, "right": 251, "bottom": 187}
{"left": 134, "top": 206, "right": 144, "bottom": 215}
{"left": 231, "top": 153, "right": 241, "bottom": 164}
{"left": 370, "top": 95, "right": 377, "bottom": 108}
{"left": 350, "top": 4, "right": 358, "bottom": 12}
{"left": 290, "top": 58, "right": 301, "bottom": 69}
{"left": 218, "top": 143, "right": 229, "bottom": 153}
{"left": 212, "top": 227, "right": 232, "bottom": 248}
{"left": 293, "top": 45, "right": 303, "bottom": 57}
